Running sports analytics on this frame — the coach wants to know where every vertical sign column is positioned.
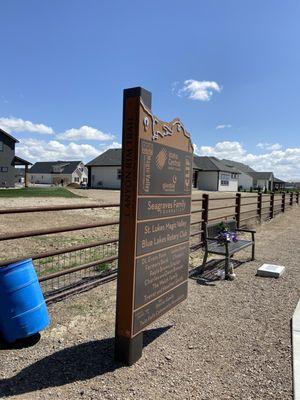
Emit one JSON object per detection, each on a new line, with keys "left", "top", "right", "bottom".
{"left": 115, "top": 87, "right": 193, "bottom": 366}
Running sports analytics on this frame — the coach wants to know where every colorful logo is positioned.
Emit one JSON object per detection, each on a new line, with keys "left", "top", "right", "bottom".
{"left": 156, "top": 148, "right": 168, "bottom": 170}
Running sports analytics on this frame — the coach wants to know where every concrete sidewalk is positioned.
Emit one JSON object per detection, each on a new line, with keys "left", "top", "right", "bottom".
{"left": 293, "top": 300, "right": 300, "bottom": 399}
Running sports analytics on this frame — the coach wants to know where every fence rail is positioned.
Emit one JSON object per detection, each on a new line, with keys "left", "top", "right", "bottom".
{"left": 0, "top": 191, "right": 298, "bottom": 301}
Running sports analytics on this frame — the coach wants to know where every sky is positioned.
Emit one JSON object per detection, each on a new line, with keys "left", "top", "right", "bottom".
{"left": 0, "top": 0, "right": 300, "bottom": 180}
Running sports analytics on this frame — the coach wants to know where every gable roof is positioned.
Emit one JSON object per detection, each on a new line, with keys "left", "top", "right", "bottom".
{"left": 13, "top": 156, "right": 32, "bottom": 166}
{"left": 193, "top": 156, "right": 239, "bottom": 173}
{"left": 0, "top": 128, "right": 19, "bottom": 143}
{"left": 86, "top": 148, "right": 122, "bottom": 166}
{"left": 29, "top": 161, "right": 83, "bottom": 174}
{"left": 249, "top": 171, "right": 274, "bottom": 180}
{"left": 274, "top": 177, "right": 285, "bottom": 183}
{"left": 222, "top": 159, "right": 256, "bottom": 174}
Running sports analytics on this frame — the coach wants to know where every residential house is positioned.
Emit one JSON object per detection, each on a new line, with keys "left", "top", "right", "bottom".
{"left": 273, "top": 177, "right": 286, "bottom": 191}
{"left": 0, "top": 128, "right": 32, "bottom": 188}
{"left": 285, "top": 182, "right": 300, "bottom": 190}
{"left": 193, "top": 156, "right": 240, "bottom": 192}
{"left": 86, "top": 149, "right": 122, "bottom": 189}
{"left": 29, "top": 161, "right": 88, "bottom": 186}
{"left": 294, "top": 182, "right": 300, "bottom": 189}
{"left": 223, "top": 159, "right": 281, "bottom": 191}
{"left": 249, "top": 172, "right": 274, "bottom": 191}
{"left": 222, "top": 159, "right": 256, "bottom": 190}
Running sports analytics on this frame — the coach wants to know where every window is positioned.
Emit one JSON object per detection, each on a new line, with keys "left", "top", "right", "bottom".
{"left": 0, "top": 142, "right": 3, "bottom": 151}
{"left": 220, "top": 173, "right": 229, "bottom": 186}
{"left": 221, "top": 180, "right": 229, "bottom": 186}
{"left": 117, "top": 169, "right": 122, "bottom": 180}
{"left": 82, "top": 178, "right": 87, "bottom": 182}
{"left": 231, "top": 173, "right": 238, "bottom": 179}
{"left": 74, "top": 177, "right": 80, "bottom": 183}
{"left": 0, "top": 167, "right": 8, "bottom": 172}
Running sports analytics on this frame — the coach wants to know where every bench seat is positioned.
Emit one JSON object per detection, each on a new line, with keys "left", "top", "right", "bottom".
{"left": 206, "top": 239, "right": 253, "bottom": 256}
{"left": 202, "top": 219, "right": 256, "bottom": 280}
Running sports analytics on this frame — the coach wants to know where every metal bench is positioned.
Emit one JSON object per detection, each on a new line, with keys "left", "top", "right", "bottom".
{"left": 202, "top": 220, "right": 256, "bottom": 280}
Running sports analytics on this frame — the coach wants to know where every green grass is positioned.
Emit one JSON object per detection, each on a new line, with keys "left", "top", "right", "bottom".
{"left": 0, "top": 187, "right": 82, "bottom": 198}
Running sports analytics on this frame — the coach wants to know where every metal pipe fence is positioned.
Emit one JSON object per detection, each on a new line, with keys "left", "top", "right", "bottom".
{"left": 0, "top": 191, "right": 298, "bottom": 301}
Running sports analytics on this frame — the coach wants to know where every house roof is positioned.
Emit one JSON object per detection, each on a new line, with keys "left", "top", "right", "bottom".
{"left": 222, "top": 159, "right": 256, "bottom": 174}
{"left": 13, "top": 156, "right": 32, "bottom": 166}
{"left": 29, "top": 161, "right": 82, "bottom": 174}
{"left": 0, "top": 128, "right": 19, "bottom": 143}
{"left": 249, "top": 171, "right": 274, "bottom": 180}
{"left": 86, "top": 148, "right": 122, "bottom": 166}
{"left": 193, "top": 156, "right": 239, "bottom": 173}
{"left": 274, "top": 177, "right": 286, "bottom": 183}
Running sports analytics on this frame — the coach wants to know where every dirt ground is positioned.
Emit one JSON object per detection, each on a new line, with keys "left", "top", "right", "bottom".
{"left": 0, "top": 203, "right": 299, "bottom": 399}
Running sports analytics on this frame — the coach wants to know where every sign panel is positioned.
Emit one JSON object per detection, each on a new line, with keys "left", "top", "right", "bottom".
{"left": 134, "top": 242, "right": 190, "bottom": 309}
{"left": 136, "top": 215, "right": 190, "bottom": 256}
{"left": 133, "top": 281, "right": 188, "bottom": 335}
{"left": 137, "top": 196, "right": 191, "bottom": 220}
{"left": 139, "top": 139, "right": 193, "bottom": 195}
{"left": 115, "top": 87, "right": 193, "bottom": 365}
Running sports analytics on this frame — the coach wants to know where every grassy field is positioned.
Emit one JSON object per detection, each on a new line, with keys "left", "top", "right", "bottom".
{"left": 0, "top": 187, "right": 82, "bottom": 198}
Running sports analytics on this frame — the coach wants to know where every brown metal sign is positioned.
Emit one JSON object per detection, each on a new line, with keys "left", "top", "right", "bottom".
{"left": 137, "top": 196, "right": 191, "bottom": 220}
{"left": 136, "top": 215, "right": 190, "bottom": 256}
{"left": 134, "top": 242, "right": 190, "bottom": 310}
{"left": 115, "top": 87, "right": 193, "bottom": 365}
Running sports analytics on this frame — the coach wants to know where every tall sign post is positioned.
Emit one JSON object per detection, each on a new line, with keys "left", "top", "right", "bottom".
{"left": 115, "top": 87, "right": 193, "bottom": 365}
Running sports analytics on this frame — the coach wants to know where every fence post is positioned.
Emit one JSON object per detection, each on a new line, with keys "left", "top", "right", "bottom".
{"left": 282, "top": 192, "right": 286, "bottom": 213}
{"left": 290, "top": 192, "right": 293, "bottom": 207}
{"left": 201, "top": 194, "right": 209, "bottom": 244}
{"left": 296, "top": 192, "right": 299, "bottom": 204}
{"left": 235, "top": 193, "right": 241, "bottom": 228}
{"left": 270, "top": 192, "right": 274, "bottom": 219}
{"left": 257, "top": 192, "right": 262, "bottom": 222}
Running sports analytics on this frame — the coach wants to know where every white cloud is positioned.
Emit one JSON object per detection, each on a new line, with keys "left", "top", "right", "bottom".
{"left": 256, "top": 142, "right": 282, "bottom": 151}
{"left": 195, "top": 140, "right": 300, "bottom": 180}
{"left": 216, "top": 124, "right": 232, "bottom": 130}
{"left": 58, "top": 125, "right": 113, "bottom": 141}
{"left": 17, "top": 138, "right": 101, "bottom": 163}
{"left": 17, "top": 138, "right": 122, "bottom": 164}
{"left": 0, "top": 117, "right": 54, "bottom": 135}
{"left": 103, "top": 141, "right": 122, "bottom": 150}
{"left": 199, "top": 141, "right": 246, "bottom": 159}
{"left": 176, "top": 79, "right": 222, "bottom": 101}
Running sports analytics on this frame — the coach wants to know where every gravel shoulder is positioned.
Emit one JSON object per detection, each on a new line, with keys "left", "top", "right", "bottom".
{"left": 0, "top": 206, "right": 299, "bottom": 400}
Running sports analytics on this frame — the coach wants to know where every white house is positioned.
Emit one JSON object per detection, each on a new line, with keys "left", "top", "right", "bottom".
{"left": 193, "top": 156, "right": 239, "bottom": 192}
{"left": 250, "top": 172, "right": 274, "bottom": 191}
{"left": 222, "top": 159, "right": 276, "bottom": 191}
{"left": 86, "top": 149, "right": 122, "bottom": 189}
{"left": 29, "top": 161, "right": 88, "bottom": 186}
{"left": 222, "top": 159, "right": 255, "bottom": 190}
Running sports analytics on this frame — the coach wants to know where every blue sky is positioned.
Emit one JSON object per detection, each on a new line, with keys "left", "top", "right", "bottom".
{"left": 0, "top": 0, "right": 300, "bottom": 179}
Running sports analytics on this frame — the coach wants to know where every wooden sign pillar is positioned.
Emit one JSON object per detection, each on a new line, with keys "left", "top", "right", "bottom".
{"left": 115, "top": 87, "right": 193, "bottom": 365}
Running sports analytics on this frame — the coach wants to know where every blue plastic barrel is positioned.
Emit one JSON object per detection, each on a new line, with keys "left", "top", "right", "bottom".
{"left": 0, "top": 258, "right": 50, "bottom": 343}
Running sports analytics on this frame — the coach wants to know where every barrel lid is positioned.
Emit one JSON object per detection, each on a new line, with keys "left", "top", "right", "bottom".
{"left": 1, "top": 258, "right": 33, "bottom": 272}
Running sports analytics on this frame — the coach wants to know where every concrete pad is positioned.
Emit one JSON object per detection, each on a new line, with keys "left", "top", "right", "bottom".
{"left": 256, "top": 263, "right": 286, "bottom": 278}
{"left": 293, "top": 300, "right": 300, "bottom": 333}
{"left": 293, "top": 300, "right": 300, "bottom": 400}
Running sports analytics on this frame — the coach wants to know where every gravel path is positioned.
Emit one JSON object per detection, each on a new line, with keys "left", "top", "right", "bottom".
{"left": 0, "top": 206, "right": 299, "bottom": 400}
